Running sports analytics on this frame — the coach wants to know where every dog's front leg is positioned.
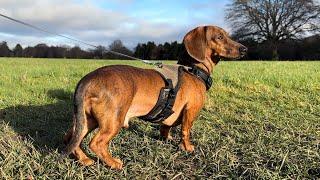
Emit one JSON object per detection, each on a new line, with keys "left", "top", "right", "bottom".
{"left": 160, "top": 115, "right": 183, "bottom": 140}
{"left": 179, "top": 107, "right": 200, "bottom": 152}
{"left": 160, "top": 125, "right": 173, "bottom": 140}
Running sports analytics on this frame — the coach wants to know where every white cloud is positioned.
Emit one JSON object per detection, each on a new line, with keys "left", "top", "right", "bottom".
{"left": 0, "top": 0, "right": 186, "bottom": 49}
{"left": 0, "top": 0, "right": 228, "bottom": 49}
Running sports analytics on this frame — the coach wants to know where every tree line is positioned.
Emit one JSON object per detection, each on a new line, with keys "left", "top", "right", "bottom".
{"left": 1, "top": 35, "right": 319, "bottom": 60}
{"left": 238, "top": 34, "right": 320, "bottom": 60}
{"left": 0, "top": 39, "right": 186, "bottom": 60}
{"left": 0, "top": 40, "right": 135, "bottom": 59}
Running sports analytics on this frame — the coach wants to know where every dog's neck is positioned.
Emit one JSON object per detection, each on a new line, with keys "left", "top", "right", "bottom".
{"left": 177, "top": 49, "right": 216, "bottom": 90}
{"left": 194, "top": 57, "right": 220, "bottom": 75}
{"left": 177, "top": 46, "right": 219, "bottom": 74}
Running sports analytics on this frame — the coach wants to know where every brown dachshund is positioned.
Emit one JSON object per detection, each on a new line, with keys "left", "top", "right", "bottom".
{"left": 63, "top": 25, "right": 247, "bottom": 169}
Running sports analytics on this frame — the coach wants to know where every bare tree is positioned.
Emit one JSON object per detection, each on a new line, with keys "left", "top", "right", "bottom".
{"left": 109, "top": 40, "right": 133, "bottom": 56}
{"left": 226, "top": 0, "right": 320, "bottom": 59}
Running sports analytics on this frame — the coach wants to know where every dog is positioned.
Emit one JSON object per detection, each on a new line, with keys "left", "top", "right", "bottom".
{"left": 63, "top": 25, "right": 247, "bottom": 169}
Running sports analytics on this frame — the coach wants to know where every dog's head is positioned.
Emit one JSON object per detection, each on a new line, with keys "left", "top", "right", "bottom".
{"left": 179, "top": 26, "right": 247, "bottom": 66}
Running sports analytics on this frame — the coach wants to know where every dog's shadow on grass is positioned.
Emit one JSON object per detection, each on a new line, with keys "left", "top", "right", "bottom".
{"left": 0, "top": 89, "right": 74, "bottom": 152}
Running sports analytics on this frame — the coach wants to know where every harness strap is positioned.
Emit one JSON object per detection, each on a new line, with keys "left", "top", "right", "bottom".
{"left": 187, "top": 66, "right": 213, "bottom": 90}
{"left": 139, "top": 67, "right": 183, "bottom": 123}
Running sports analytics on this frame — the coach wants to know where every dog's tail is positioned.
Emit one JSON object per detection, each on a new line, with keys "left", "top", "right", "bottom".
{"left": 62, "top": 80, "right": 87, "bottom": 157}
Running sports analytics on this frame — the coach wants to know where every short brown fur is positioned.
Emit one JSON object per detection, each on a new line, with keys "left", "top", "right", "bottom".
{"left": 64, "top": 25, "right": 247, "bottom": 169}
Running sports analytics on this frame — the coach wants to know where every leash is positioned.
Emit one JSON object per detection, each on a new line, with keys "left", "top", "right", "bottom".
{"left": 0, "top": 13, "right": 163, "bottom": 67}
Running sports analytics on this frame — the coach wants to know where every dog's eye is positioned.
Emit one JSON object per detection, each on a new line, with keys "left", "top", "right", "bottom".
{"left": 217, "top": 35, "right": 223, "bottom": 40}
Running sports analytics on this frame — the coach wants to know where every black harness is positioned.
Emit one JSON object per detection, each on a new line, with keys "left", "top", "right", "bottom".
{"left": 139, "top": 65, "right": 212, "bottom": 123}
{"left": 187, "top": 66, "right": 213, "bottom": 91}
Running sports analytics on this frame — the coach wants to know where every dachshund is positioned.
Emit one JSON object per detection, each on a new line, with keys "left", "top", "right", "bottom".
{"left": 63, "top": 25, "right": 247, "bottom": 169}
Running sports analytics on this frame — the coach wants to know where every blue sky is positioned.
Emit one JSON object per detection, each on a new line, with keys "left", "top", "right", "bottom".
{"left": 0, "top": 0, "right": 230, "bottom": 49}
{"left": 97, "top": 0, "right": 228, "bottom": 25}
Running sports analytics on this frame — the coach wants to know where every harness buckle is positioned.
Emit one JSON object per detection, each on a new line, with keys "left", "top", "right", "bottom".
{"left": 206, "top": 77, "right": 213, "bottom": 90}
{"left": 161, "top": 88, "right": 171, "bottom": 99}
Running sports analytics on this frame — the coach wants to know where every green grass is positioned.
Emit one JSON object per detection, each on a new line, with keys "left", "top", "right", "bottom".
{"left": 0, "top": 58, "right": 319, "bottom": 179}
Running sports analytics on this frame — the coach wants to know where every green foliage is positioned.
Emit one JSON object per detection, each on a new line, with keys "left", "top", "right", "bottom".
{"left": 0, "top": 58, "right": 319, "bottom": 179}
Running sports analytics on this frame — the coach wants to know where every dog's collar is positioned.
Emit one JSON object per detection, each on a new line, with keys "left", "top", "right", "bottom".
{"left": 187, "top": 66, "right": 213, "bottom": 90}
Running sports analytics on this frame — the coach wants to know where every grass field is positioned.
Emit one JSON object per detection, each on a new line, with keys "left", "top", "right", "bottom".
{"left": 0, "top": 58, "right": 319, "bottom": 179}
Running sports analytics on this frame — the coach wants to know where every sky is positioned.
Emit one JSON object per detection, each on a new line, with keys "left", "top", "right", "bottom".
{"left": 0, "top": 0, "right": 230, "bottom": 49}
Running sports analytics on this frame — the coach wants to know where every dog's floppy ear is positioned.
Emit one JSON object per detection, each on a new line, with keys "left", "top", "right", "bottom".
{"left": 183, "top": 26, "right": 208, "bottom": 62}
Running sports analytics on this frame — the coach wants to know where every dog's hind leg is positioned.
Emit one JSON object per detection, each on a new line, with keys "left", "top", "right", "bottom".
{"left": 89, "top": 103, "right": 126, "bottom": 170}
{"left": 64, "top": 115, "right": 98, "bottom": 166}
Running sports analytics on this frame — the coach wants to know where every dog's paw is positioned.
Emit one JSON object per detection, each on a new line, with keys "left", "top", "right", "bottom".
{"left": 179, "top": 143, "right": 195, "bottom": 152}
{"left": 109, "top": 158, "right": 123, "bottom": 170}
{"left": 79, "top": 158, "right": 95, "bottom": 166}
